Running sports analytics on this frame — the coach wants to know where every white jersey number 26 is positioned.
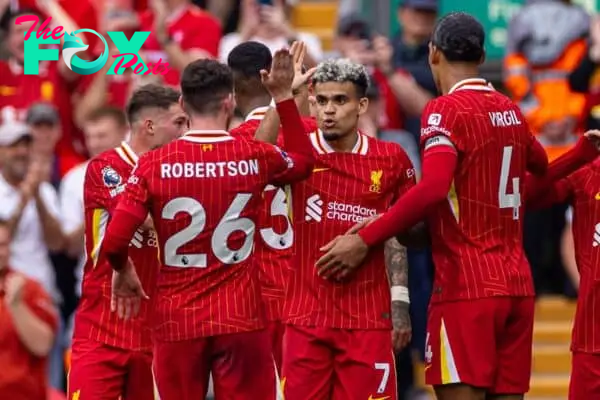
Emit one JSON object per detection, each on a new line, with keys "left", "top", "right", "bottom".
{"left": 161, "top": 194, "right": 255, "bottom": 268}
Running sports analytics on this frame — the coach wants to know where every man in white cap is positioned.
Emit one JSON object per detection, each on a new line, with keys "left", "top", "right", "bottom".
{"left": 0, "top": 121, "right": 64, "bottom": 298}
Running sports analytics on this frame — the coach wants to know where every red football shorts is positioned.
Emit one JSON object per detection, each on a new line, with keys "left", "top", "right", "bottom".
{"left": 67, "top": 338, "right": 154, "bottom": 400}
{"left": 268, "top": 321, "right": 285, "bottom": 375}
{"left": 153, "top": 329, "right": 276, "bottom": 400}
{"left": 569, "top": 352, "right": 600, "bottom": 399}
{"left": 425, "top": 297, "right": 534, "bottom": 394}
{"left": 282, "top": 325, "right": 397, "bottom": 400}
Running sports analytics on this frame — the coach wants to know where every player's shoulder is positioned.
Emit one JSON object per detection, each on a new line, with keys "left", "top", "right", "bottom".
{"left": 365, "top": 134, "right": 403, "bottom": 154}
{"left": 301, "top": 116, "right": 319, "bottom": 133}
{"left": 86, "top": 149, "right": 128, "bottom": 186}
{"left": 230, "top": 119, "right": 259, "bottom": 139}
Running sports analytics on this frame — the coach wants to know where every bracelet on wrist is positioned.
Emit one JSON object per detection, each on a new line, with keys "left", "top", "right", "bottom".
{"left": 391, "top": 286, "right": 410, "bottom": 303}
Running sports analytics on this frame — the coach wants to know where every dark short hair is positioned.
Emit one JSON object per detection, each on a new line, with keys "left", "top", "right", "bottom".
{"left": 1, "top": 8, "right": 43, "bottom": 34}
{"left": 312, "top": 59, "right": 370, "bottom": 98}
{"left": 431, "top": 12, "right": 485, "bottom": 63}
{"left": 228, "top": 41, "right": 272, "bottom": 80}
{"left": 86, "top": 106, "right": 127, "bottom": 128}
{"left": 365, "top": 76, "right": 380, "bottom": 100}
{"left": 181, "top": 59, "right": 233, "bottom": 115}
{"left": 126, "top": 84, "right": 180, "bottom": 125}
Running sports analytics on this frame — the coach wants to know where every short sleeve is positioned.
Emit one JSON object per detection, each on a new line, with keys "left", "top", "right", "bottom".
{"left": 84, "top": 159, "right": 125, "bottom": 213}
{"left": 115, "top": 156, "right": 152, "bottom": 221}
{"left": 23, "top": 279, "right": 58, "bottom": 333}
{"left": 420, "top": 98, "right": 461, "bottom": 152}
{"left": 394, "top": 148, "right": 417, "bottom": 201}
{"left": 185, "top": 13, "right": 222, "bottom": 57}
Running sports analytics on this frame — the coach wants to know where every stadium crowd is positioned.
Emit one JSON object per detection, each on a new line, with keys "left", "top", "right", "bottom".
{"left": 0, "top": 0, "right": 599, "bottom": 399}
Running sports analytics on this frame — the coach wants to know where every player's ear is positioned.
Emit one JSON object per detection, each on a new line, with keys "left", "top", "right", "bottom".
{"left": 357, "top": 97, "right": 369, "bottom": 116}
{"left": 478, "top": 50, "right": 486, "bottom": 66}
{"left": 178, "top": 95, "right": 184, "bottom": 111}
{"left": 429, "top": 42, "right": 440, "bottom": 66}
{"left": 144, "top": 119, "right": 154, "bottom": 136}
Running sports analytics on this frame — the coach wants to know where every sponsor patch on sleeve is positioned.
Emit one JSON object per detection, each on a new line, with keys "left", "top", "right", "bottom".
{"left": 274, "top": 145, "right": 294, "bottom": 168}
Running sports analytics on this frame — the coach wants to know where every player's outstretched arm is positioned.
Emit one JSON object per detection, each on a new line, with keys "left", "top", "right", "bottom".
{"left": 261, "top": 49, "right": 315, "bottom": 184}
{"left": 316, "top": 147, "right": 457, "bottom": 276}
{"left": 525, "top": 130, "right": 600, "bottom": 206}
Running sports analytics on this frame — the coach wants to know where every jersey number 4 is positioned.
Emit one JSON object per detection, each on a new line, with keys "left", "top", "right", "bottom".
{"left": 161, "top": 194, "right": 254, "bottom": 268}
{"left": 498, "top": 145, "right": 521, "bottom": 220}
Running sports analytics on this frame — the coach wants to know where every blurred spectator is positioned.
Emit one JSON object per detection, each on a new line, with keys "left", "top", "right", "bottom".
{"left": 392, "top": 0, "right": 437, "bottom": 95}
{"left": 0, "top": 122, "right": 64, "bottom": 297}
{"left": 0, "top": 219, "right": 59, "bottom": 399}
{"left": 505, "top": 0, "right": 589, "bottom": 297}
{"left": 73, "top": 3, "right": 138, "bottom": 128}
{"left": 333, "top": 13, "right": 431, "bottom": 134}
{"left": 26, "top": 103, "right": 62, "bottom": 186}
{"left": 196, "top": 0, "right": 239, "bottom": 34}
{"left": 220, "top": 0, "right": 322, "bottom": 66}
{"left": 60, "top": 107, "right": 128, "bottom": 300}
{"left": 138, "top": 0, "right": 222, "bottom": 87}
{"left": 392, "top": 0, "right": 437, "bottom": 140}
{"left": 569, "top": 15, "right": 600, "bottom": 131}
{"left": 0, "top": 7, "right": 86, "bottom": 177}
{"left": 504, "top": 0, "right": 589, "bottom": 137}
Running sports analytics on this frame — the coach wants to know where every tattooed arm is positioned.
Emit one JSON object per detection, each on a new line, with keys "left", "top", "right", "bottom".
{"left": 384, "top": 238, "right": 412, "bottom": 351}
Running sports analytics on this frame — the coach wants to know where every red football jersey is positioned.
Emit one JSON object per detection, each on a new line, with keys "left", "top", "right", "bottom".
{"left": 114, "top": 130, "right": 312, "bottom": 341}
{"left": 284, "top": 131, "right": 416, "bottom": 329}
{"left": 74, "top": 141, "right": 159, "bottom": 351}
{"left": 541, "top": 160, "right": 600, "bottom": 353}
{"left": 230, "top": 107, "right": 318, "bottom": 321}
{"left": 419, "top": 78, "right": 539, "bottom": 303}
{"left": 139, "top": 5, "right": 222, "bottom": 86}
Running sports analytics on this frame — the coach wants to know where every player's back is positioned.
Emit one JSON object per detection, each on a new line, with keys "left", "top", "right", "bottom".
{"left": 76, "top": 144, "right": 159, "bottom": 351}
{"left": 285, "top": 131, "right": 415, "bottom": 329}
{"left": 138, "top": 131, "right": 288, "bottom": 341}
{"left": 420, "top": 81, "right": 535, "bottom": 301}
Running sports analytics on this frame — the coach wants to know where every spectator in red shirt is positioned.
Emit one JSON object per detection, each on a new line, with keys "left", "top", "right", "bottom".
{"left": 137, "top": 0, "right": 222, "bottom": 87}
{"left": 0, "top": 8, "right": 86, "bottom": 177}
{"left": 0, "top": 218, "right": 59, "bottom": 399}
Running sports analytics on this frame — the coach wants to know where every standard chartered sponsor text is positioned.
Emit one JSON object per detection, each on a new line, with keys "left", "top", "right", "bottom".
{"left": 327, "top": 201, "right": 376, "bottom": 223}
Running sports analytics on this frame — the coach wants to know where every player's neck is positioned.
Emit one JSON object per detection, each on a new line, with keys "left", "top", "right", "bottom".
{"left": 325, "top": 130, "right": 360, "bottom": 153}
{"left": 441, "top": 68, "right": 481, "bottom": 95}
{"left": 127, "top": 138, "right": 151, "bottom": 158}
{"left": 188, "top": 116, "right": 228, "bottom": 132}
{"left": 165, "top": 0, "right": 187, "bottom": 11}
{"left": 240, "top": 96, "right": 271, "bottom": 118}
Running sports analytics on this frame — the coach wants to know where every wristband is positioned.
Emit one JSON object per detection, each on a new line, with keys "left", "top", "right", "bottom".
{"left": 391, "top": 286, "right": 410, "bottom": 303}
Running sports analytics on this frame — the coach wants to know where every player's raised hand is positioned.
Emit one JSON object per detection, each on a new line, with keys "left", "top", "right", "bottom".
{"left": 391, "top": 301, "right": 412, "bottom": 351}
{"left": 290, "top": 41, "right": 317, "bottom": 92}
{"left": 111, "top": 259, "right": 148, "bottom": 320}
{"left": 260, "top": 49, "right": 294, "bottom": 102}
{"left": 316, "top": 234, "right": 369, "bottom": 280}
{"left": 584, "top": 129, "right": 600, "bottom": 150}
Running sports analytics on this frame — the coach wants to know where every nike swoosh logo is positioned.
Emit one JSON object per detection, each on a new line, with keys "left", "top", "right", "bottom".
{"left": 368, "top": 396, "right": 390, "bottom": 400}
{"left": 313, "top": 167, "right": 330, "bottom": 173}
{"left": 595, "top": 192, "right": 600, "bottom": 200}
